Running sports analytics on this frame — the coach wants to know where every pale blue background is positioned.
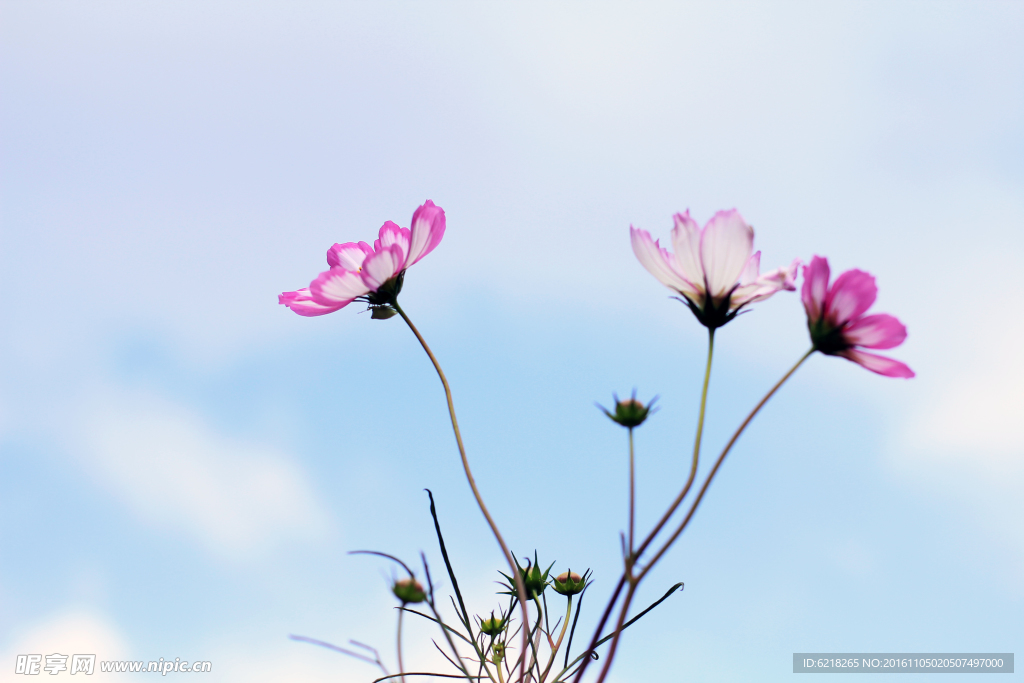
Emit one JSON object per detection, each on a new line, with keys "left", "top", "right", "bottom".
{"left": 1, "top": 2, "right": 1021, "bottom": 681}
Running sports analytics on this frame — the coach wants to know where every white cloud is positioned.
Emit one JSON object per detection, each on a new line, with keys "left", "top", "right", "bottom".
{"left": 0, "top": 612, "right": 127, "bottom": 682}
{"left": 901, "top": 276, "right": 1024, "bottom": 470}
{"left": 0, "top": 612, "right": 367, "bottom": 683}
{"left": 894, "top": 291, "right": 1024, "bottom": 589}
{"left": 77, "top": 391, "right": 331, "bottom": 559}
{"left": 906, "top": 336, "right": 1024, "bottom": 469}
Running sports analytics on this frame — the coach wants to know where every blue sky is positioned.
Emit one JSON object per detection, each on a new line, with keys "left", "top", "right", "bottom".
{"left": 1, "top": 2, "right": 1022, "bottom": 681}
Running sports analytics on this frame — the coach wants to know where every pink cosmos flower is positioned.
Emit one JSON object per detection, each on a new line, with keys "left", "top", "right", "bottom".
{"left": 801, "top": 255, "right": 914, "bottom": 378}
{"left": 279, "top": 200, "right": 446, "bottom": 318}
{"left": 630, "top": 209, "right": 799, "bottom": 329}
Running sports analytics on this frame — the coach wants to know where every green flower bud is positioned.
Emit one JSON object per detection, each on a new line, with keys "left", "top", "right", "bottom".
{"left": 478, "top": 611, "right": 507, "bottom": 637}
{"left": 599, "top": 391, "right": 657, "bottom": 428}
{"left": 498, "top": 552, "right": 554, "bottom": 600}
{"left": 552, "top": 569, "right": 590, "bottom": 596}
{"left": 391, "top": 577, "right": 426, "bottom": 604}
{"left": 523, "top": 562, "right": 549, "bottom": 598}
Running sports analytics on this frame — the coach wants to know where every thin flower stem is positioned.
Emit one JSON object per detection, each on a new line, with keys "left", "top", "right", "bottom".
{"left": 397, "top": 609, "right": 407, "bottom": 683}
{"left": 464, "top": 634, "right": 499, "bottom": 683}
{"left": 527, "top": 597, "right": 545, "bottom": 681}
{"left": 636, "top": 327, "right": 715, "bottom": 559}
{"left": 637, "top": 348, "right": 814, "bottom": 582}
{"left": 588, "top": 347, "right": 813, "bottom": 683}
{"left": 419, "top": 557, "right": 481, "bottom": 683}
{"left": 628, "top": 428, "right": 635, "bottom": 558}
{"left": 568, "top": 575, "right": 625, "bottom": 683}
{"left": 574, "top": 329, "right": 715, "bottom": 683}
{"left": 538, "top": 597, "right": 573, "bottom": 682}
{"left": 394, "top": 302, "right": 532, "bottom": 683}
{"left": 590, "top": 582, "right": 637, "bottom": 683}
{"left": 558, "top": 582, "right": 683, "bottom": 682}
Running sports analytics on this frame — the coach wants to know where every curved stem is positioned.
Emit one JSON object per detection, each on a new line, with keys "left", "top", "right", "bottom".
{"left": 473, "top": 635, "right": 499, "bottom": 683}
{"left": 575, "top": 330, "right": 714, "bottom": 683}
{"left": 465, "top": 639, "right": 498, "bottom": 683}
{"left": 394, "top": 302, "right": 532, "bottom": 683}
{"left": 638, "top": 348, "right": 814, "bottom": 581}
{"left": 397, "top": 609, "right": 407, "bottom": 683}
{"left": 539, "top": 596, "right": 573, "bottom": 682}
{"left": 586, "top": 346, "right": 812, "bottom": 683}
{"left": 590, "top": 582, "right": 636, "bottom": 683}
{"left": 635, "top": 327, "right": 715, "bottom": 559}
{"left": 557, "top": 583, "right": 682, "bottom": 682}
{"left": 568, "top": 574, "right": 624, "bottom": 683}
{"left": 527, "top": 597, "right": 545, "bottom": 681}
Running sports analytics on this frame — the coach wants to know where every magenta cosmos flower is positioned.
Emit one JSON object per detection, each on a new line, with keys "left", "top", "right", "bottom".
{"left": 279, "top": 200, "right": 446, "bottom": 318}
{"left": 802, "top": 255, "right": 914, "bottom": 378}
{"left": 630, "top": 209, "right": 800, "bottom": 329}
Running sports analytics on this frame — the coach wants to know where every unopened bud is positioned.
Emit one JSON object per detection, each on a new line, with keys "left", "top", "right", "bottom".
{"left": 599, "top": 391, "right": 657, "bottom": 428}
{"left": 392, "top": 577, "right": 426, "bottom": 604}
{"left": 498, "top": 553, "right": 554, "bottom": 600}
{"left": 522, "top": 561, "right": 550, "bottom": 599}
{"left": 552, "top": 569, "right": 590, "bottom": 596}
{"left": 478, "top": 611, "right": 506, "bottom": 636}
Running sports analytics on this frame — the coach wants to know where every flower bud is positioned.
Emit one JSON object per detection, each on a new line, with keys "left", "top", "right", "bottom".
{"left": 498, "top": 553, "right": 554, "bottom": 600}
{"left": 478, "top": 611, "right": 507, "bottom": 637}
{"left": 599, "top": 392, "right": 657, "bottom": 428}
{"left": 552, "top": 569, "right": 590, "bottom": 596}
{"left": 391, "top": 577, "right": 426, "bottom": 604}
{"left": 523, "top": 561, "right": 550, "bottom": 598}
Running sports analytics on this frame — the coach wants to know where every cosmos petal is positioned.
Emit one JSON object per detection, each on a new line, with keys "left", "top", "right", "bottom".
{"left": 838, "top": 348, "right": 915, "bottom": 378}
{"left": 844, "top": 313, "right": 907, "bottom": 350}
{"left": 826, "top": 268, "right": 877, "bottom": 327}
{"left": 801, "top": 255, "right": 830, "bottom": 323}
{"left": 699, "top": 209, "right": 754, "bottom": 298}
{"left": 405, "top": 200, "right": 446, "bottom": 268}
{"left": 327, "top": 241, "right": 373, "bottom": 270}
{"left": 279, "top": 287, "right": 346, "bottom": 317}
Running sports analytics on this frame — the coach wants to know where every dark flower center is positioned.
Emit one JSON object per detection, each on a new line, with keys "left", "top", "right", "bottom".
{"left": 808, "top": 318, "right": 852, "bottom": 355}
{"left": 678, "top": 282, "right": 742, "bottom": 330}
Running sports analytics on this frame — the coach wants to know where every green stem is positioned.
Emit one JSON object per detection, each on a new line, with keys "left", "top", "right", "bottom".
{"left": 397, "top": 609, "right": 406, "bottom": 683}
{"left": 394, "top": 301, "right": 532, "bottom": 682}
{"left": 539, "top": 597, "right": 573, "bottom": 682}
{"left": 628, "top": 428, "right": 635, "bottom": 558}
{"left": 589, "top": 347, "right": 812, "bottom": 683}
{"left": 576, "top": 329, "right": 714, "bottom": 683}
{"left": 635, "top": 327, "right": 714, "bottom": 559}
{"left": 637, "top": 348, "right": 814, "bottom": 581}
{"left": 528, "top": 597, "right": 545, "bottom": 681}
